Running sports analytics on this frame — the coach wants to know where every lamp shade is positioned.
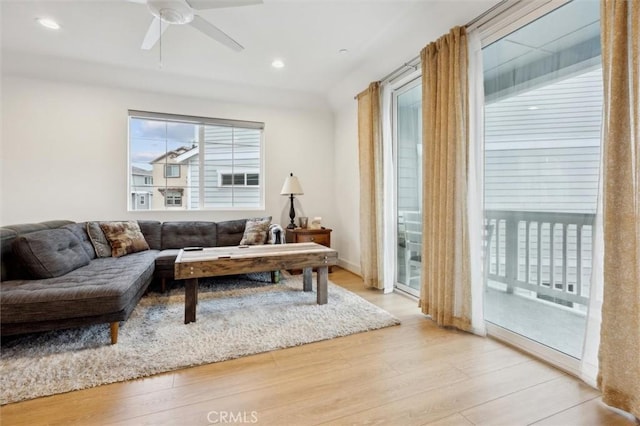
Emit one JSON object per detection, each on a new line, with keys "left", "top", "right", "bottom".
{"left": 280, "top": 173, "right": 304, "bottom": 195}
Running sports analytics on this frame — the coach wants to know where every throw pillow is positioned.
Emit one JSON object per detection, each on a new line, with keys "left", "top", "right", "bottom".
{"left": 99, "top": 221, "right": 150, "bottom": 258}
{"left": 240, "top": 217, "right": 272, "bottom": 245}
{"left": 12, "top": 228, "right": 91, "bottom": 279}
{"left": 62, "top": 222, "right": 96, "bottom": 260}
{"left": 268, "top": 223, "right": 284, "bottom": 244}
{"left": 86, "top": 222, "right": 112, "bottom": 258}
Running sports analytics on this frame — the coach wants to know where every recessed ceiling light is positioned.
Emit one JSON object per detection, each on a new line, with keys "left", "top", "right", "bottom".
{"left": 527, "top": 106, "right": 539, "bottom": 110}
{"left": 36, "top": 17, "right": 60, "bottom": 30}
{"left": 271, "top": 59, "right": 285, "bottom": 69}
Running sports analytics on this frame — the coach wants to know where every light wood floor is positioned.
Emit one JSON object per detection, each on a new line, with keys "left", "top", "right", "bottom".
{"left": 1, "top": 268, "right": 636, "bottom": 426}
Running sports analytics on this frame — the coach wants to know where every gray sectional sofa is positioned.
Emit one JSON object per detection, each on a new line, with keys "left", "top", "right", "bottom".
{"left": 0, "top": 219, "right": 280, "bottom": 344}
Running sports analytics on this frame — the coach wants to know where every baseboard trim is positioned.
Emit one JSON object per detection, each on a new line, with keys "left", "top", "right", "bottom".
{"left": 337, "top": 258, "right": 361, "bottom": 276}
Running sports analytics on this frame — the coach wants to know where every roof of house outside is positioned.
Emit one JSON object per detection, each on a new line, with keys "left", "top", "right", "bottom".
{"left": 150, "top": 146, "right": 193, "bottom": 164}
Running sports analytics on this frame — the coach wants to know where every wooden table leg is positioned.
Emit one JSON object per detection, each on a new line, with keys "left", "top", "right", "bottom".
{"left": 185, "top": 278, "right": 198, "bottom": 324}
{"left": 303, "top": 267, "right": 312, "bottom": 292}
{"left": 317, "top": 266, "right": 328, "bottom": 305}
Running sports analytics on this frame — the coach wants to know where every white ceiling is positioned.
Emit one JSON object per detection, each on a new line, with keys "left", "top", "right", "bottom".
{"left": 1, "top": 0, "right": 501, "bottom": 108}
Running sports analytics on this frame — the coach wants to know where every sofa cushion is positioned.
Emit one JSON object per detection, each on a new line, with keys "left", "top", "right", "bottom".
{"left": 86, "top": 222, "right": 112, "bottom": 258}
{"left": 61, "top": 223, "right": 96, "bottom": 260}
{"left": 138, "top": 220, "right": 162, "bottom": 250}
{"left": 0, "top": 250, "right": 158, "bottom": 323}
{"left": 240, "top": 217, "right": 272, "bottom": 245}
{"left": 161, "top": 222, "right": 217, "bottom": 249}
{"left": 216, "top": 219, "right": 247, "bottom": 247}
{"left": 154, "top": 249, "right": 181, "bottom": 278}
{"left": 100, "top": 221, "right": 150, "bottom": 258}
{"left": 1, "top": 228, "right": 18, "bottom": 281}
{"left": 12, "top": 229, "right": 91, "bottom": 279}
{"left": 1, "top": 221, "right": 75, "bottom": 282}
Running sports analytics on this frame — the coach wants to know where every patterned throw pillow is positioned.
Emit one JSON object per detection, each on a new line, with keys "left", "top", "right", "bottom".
{"left": 239, "top": 217, "right": 272, "bottom": 245}
{"left": 99, "top": 221, "right": 150, "bottom": 258}
{"left": 86, "top": 222, "right": 112, "bottom": 258}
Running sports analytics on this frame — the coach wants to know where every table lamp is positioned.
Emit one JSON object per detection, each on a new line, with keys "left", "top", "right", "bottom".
{"left": 280, "top": 173, "right": 304, "bottom": 229}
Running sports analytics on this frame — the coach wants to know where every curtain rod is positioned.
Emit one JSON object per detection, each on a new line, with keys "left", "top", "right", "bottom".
{"left": 354, "top": 0, "right": 512, "bottom": 99}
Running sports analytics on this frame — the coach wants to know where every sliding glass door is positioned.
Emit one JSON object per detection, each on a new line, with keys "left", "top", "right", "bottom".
{"left": 482, "top": 0, "right": 602, "bottom": 359}
{"left": 394, "top": 80, "right": 422, "bottom": 296}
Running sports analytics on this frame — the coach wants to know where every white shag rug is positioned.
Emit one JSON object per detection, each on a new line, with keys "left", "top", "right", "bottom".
{"left": 0, "top": 274, "right": 399, "bottom": 405}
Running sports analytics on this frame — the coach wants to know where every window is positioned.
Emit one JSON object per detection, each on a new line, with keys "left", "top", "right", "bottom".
{"left": 165, "top": 191, "right": 182, "bottom": 207}
{"left": 164, "top": 164, "right": 180, "bottom": 178}
{"left": 128, "top": 111, "right": 265, "bottom": 211}
{"left": 246, "top": 173, "right": 259, "bottom": 186}
{"left": 220, "top": 172, "right": 260, "bottom": 187}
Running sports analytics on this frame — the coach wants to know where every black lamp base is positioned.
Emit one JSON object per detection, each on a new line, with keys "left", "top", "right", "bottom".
{"left": 288, "top": 193, "right": 296, "bottom": 229}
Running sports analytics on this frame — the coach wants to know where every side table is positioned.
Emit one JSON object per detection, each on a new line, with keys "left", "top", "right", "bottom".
{"left": 286, "top": 227, "right": 333, "bottom": 273}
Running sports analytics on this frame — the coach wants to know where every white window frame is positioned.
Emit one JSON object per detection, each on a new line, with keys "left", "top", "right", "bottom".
{"left": 128, "top": 110, "right": 265, "bottom": 211}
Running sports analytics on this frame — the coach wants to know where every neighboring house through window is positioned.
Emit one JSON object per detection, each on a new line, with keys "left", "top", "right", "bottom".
{"left": 130, "top": 166, "right": 153, "bottom": 211}
{"left": 128, "top": 111, "right": 265, "bottom": 211}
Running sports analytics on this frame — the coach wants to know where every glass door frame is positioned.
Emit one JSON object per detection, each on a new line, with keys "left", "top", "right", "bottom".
{"left": 479, "top": 0, "right": 596, "bottom": 376}
{"left": 391, "top": 74, "right": 422, "bottom": 297}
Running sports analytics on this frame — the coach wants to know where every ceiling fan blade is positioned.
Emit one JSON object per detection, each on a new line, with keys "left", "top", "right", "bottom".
{"left": 141, "top": 17, "right": 170, "bottom": 50}
{"left": 186, "top": 0, "right": 262, "bottom": 10}
{"left": 189, "top": 15, "right": 243, "bottom": 52}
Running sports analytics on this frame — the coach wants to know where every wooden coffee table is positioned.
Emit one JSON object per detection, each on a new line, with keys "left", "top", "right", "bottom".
{"left": 174, "top": 243, "right": 338, "bottom": 324}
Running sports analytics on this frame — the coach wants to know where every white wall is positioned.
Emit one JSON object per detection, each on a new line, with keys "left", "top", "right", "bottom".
{"left": 0, "top": 76, "right": 335, "bottom": 235}
{"left": 331, "top": 101, "right": 361, "bottom": 274}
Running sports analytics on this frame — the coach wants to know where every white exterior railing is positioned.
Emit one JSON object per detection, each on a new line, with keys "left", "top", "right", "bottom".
{"left": 485, "top": 210, "right": 595, "bottom": 307}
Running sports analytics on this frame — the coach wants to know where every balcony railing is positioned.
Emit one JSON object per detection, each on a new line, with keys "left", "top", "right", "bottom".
{"left": 485, "top": 209, "right": 596, "bottom": 307}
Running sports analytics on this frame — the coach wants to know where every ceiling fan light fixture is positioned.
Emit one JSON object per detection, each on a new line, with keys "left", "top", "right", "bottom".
{"left": 158, "top": 8, "right": 193, "bottom": 24}
{"left": 148, "top": 1, "right": 194, "bottom": 24}
{"left": 138, "top": 0, "right": 259, "bottom": 52}
{"left": 36, "top": 17, "right": 60, "bottom": 30}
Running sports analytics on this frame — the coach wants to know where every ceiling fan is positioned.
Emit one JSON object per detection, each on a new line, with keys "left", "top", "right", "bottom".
{"left": 130, "top": 0, "right": 262, "bottom": 52}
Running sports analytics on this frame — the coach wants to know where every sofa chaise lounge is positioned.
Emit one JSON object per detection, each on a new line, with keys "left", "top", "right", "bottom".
{"left": 0, "top": 218, "right": 280, "bottom": 344}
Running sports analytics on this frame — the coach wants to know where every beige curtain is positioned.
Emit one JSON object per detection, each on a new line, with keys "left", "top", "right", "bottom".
{"left": 598, "top": 0, "right": 640, "bottom": 419}
{"left": 419, "top": 26, "right": 472, "bottom": 331}
{"left": 357, "top": 82, "right": 384, "bottom": 289}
